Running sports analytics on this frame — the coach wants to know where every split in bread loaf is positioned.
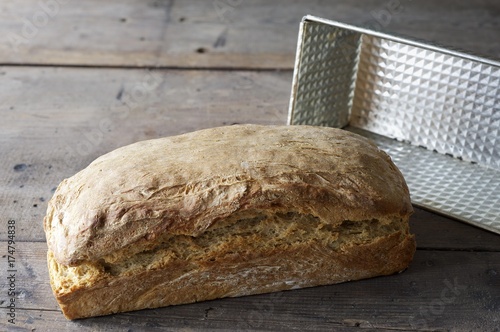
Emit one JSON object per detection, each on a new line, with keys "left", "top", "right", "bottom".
{"left": 44, "top": 124, "right": 415, "bottom": 319}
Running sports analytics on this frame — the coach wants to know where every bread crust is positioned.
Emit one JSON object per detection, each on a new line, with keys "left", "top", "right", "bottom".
{"left": 43, "top": 124, "right": 415, "bottom": 319}
{"left": 44, "top": 125, "right": 412, "bottom": 266}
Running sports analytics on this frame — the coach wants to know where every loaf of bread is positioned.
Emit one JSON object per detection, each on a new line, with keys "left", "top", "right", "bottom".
{"left": 44, "top": 124, "right": 415, "bottom": 319}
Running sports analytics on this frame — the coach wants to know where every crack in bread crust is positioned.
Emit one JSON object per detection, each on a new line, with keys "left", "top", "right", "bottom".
{"left": 48, "top": 214, "right": 415, "bottom": 319}
{"left": 49, "top": 211, "right": 413, "bottom": 314}
{"left": 96, "top": 213, "right": 408, "bottom": 277}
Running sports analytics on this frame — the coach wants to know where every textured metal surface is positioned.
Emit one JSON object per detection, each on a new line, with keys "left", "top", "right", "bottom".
{"left": 288, "top": 16, "right": 500, "bottom": 235}
{"left": 349, "top": 127, "right": 500, "bottom": 235}
{"left": 288, "top": 22, "right": 360, "bottom": 127}
{"left": 351, "top": 35, "right": 500, "bottom": 169}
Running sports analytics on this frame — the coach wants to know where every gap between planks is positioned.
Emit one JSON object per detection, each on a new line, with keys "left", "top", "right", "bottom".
{"left": 0, "top": 62, "right": 293, "bottom": 72}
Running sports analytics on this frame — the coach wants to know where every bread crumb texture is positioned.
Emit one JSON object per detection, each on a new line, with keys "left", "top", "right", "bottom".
{"left": 44, "top": 124, "right": 415, "bottom": 319}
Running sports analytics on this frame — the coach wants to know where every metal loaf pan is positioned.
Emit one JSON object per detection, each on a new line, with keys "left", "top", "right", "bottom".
{"left": 288, "top": 15, "right": 500, "bottom": 235}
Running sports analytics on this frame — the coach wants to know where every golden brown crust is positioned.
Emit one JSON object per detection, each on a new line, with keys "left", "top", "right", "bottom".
{"left": 44, "top": 124, "right": 415, "bottom": 319}
{"left": 44, "top": 124, "right": 412, "bottom": 266}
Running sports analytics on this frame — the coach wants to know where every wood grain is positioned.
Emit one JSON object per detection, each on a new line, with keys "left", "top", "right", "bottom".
{"left": 0, "top": 0, "right": 499, "bottom": 68}
{"left": 410, "top": 208, "right": 500, "bottom": 251}
{"left": 1, "top": 241, "right": 498, "bottom": 331}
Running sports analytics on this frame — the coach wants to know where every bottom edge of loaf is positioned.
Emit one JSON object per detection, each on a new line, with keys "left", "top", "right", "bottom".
{"left": 48, "top": 231, "right": 415, "bottom": 320}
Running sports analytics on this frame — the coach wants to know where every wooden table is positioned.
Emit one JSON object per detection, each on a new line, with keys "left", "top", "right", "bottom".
{"left": 1, "top": 1, "right": 499, "bottom": 331}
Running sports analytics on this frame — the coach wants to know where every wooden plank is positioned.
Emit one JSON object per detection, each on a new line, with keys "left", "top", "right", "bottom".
{"left": 410, "top": 208, "right": 500, "bottom": 251}
{"left": 0, "top": 67, "right": 291, "bottom": 242}
{"left": 0, "top": 0, "right": 499, "bottom": 68}
{"left": 1, "top": 241, "right": 498, "bottom": 331}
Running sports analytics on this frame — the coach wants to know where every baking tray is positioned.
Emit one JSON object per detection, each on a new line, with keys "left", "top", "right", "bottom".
{"left": 288, "top": 16, "right": 500, "bottom": 235}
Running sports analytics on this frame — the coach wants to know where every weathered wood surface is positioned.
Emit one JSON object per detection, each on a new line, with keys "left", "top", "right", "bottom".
{"left": 1, "top": 0, "right": 499, "bottom": 331}
{"left": 1, "top": 0, "right": 499, "bottom": 69}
